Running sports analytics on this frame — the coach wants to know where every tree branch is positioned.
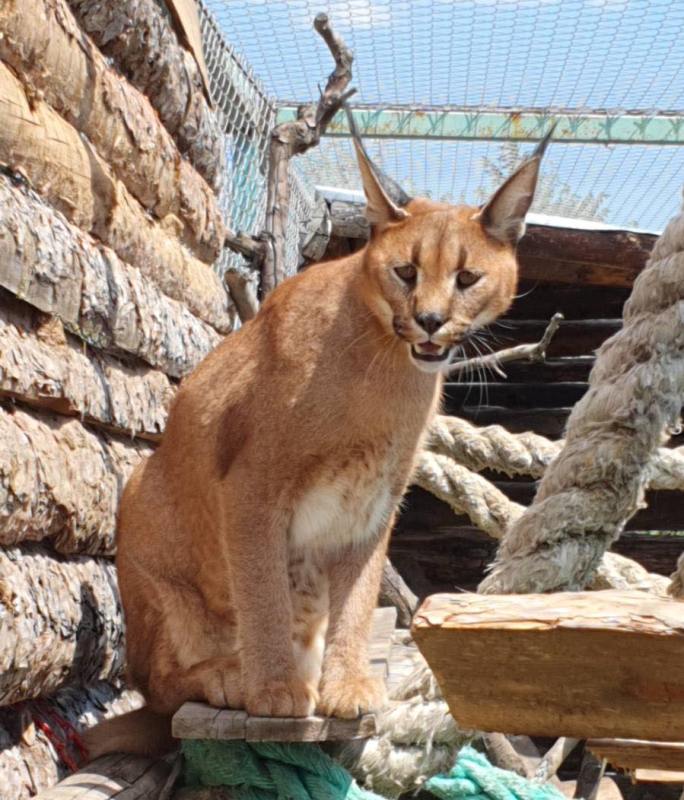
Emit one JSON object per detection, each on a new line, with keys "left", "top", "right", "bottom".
{"left": 448, "top": 312, "right": 564, "bottom": 378}
{"left": 261, "top": 14, "right": 355, "bottom": 295}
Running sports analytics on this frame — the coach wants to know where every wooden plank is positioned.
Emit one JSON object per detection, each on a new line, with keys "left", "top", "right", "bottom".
{"left": 0, "top": 174, "right": 221, "bottom": 379}
{"left": 632, "top": 769, "right": 684, "bottom": 784}
{"left": 495, "top": 357, "right": 595, "bottom": 384}
{"left": 173, "top": 608, "right": 396, "bottom": 742}
{"left": 34, "top": 754, "right": 172, "bottom": 799}
{"left": 587, "top": 740, "right": 684, "bottom": 772}
{"left": 412, "top": 590, "right": 684, "bottom": 741}
{"left": 482, "top": 319, "right": 622, "bottom": 357}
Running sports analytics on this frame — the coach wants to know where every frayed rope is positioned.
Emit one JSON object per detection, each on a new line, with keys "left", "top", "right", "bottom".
{"left": 183, "top": 740, "right": 566, "bottom": 800}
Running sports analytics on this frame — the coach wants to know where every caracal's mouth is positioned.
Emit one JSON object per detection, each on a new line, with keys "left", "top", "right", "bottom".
{"left": 410, "top": 342, "right": 451, "bottom": 363}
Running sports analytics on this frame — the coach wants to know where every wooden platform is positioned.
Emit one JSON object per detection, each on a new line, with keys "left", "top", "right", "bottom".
{"left": 412, "top": 590, "right": 684, "bottom": 741}
{"left": 173, "top": 606, "right": 397, "bottom": 742}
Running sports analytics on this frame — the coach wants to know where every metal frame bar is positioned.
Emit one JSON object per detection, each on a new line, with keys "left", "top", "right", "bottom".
{"left": 276, "top": 105, "right": 684, "bottom": 145}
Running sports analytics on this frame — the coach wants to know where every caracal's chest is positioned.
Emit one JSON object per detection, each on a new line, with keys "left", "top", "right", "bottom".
{"left": 289, "top": 437, "right": 408, "bottom": 552}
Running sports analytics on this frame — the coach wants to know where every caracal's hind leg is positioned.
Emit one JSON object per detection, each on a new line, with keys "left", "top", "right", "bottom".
{"left": 123, "top": 571, "right": 245, "bottom": 714}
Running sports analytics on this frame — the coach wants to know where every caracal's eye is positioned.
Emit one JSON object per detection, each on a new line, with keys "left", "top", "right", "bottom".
{"left": 456, "top": 269, "right": 482, "bottom": 289}
{"left": 394, "top": 264, "right": 417, "bottom": 284}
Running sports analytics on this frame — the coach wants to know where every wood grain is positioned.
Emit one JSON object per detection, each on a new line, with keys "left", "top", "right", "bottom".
{"left": 587, "top": 739, "right": 684, "bottom": 772}
{"left": 412, "top": 590, "right": 684, "bottom": 741}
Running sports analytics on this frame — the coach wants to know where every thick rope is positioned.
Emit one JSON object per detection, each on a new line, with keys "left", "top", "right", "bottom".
{"left": 427, "top": 415, "right": 684, "bottom": 491}
{"left": 182, "top": 740, "right": 566, "bottom": 800}
{"left": 669, "top": 551, "right": 684, "bottom": 597}
{"left": 479, "top": 198, "right": 684, "bottom": 594}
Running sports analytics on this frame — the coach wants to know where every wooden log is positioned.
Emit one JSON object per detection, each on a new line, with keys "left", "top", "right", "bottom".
{"left": 0, "top": 0, "right": 225, "bottom": 264}
{"left": 444, "top": 381, "right": 589, "bottom": 410}
{"left": 34, "top": 753, "right": 173, "bottom": 799}
{"left": 0, "top": 64, "right": 232, "bottom": 332}
{"left": 0, "top": 174, "right": 221, "bottom": 378}
{"left": 587, "top": 740, "right": 684, "bottom": 772}
{"left": 0, "top": 293, "right": 173, "bottom": 440}
{"left": 173, "top": 607, "right": 396, "bottom": 742}
{"left": 411, "top": 590, "right": 684, "bottom": 741}
{"left": 0, "top": 405, "right": 151, "bottom": 554}
{"left": 67, "top": 0, "right": 226, "bottom": 191}
{"left": 0, "top": 546, "right": 125, "bottom": 706}
{"left": 0, "top": 682, "right": 143, "bottom": 800}
{"left": 380, "top": 559, "right": 418, "bottom": 628}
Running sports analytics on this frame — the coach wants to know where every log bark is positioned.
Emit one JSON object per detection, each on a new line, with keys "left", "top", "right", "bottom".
{"left": 0, "top": 294, "right": 173, "bottom": 440}
{"left": 0, "top": 546, "right": 126, "bottom": 706}
{"left": 0, "top": 682, "right": 142, "bottom": 800}
{"left": 380, "top": 559, "right": 419, "bottom": 628}
{"left": 66, "top": 0, "right": 226, "bottom": 191}
{"left": 0, "top": 174, "right": 221, "bottom": 378}
{"left": 412, "top": 589, "right": 684, "bottom": 741}
{"left": 0, "top": 406, "right": 151, "bottom": 555}
{"left": 34, "top": 753, "right": 174, "bottom": 800}
{"left": 0, "top": 0, "right": 225, "bottom": 264}
{"left": 0, "top": 63, "right": 232, "bottom": 333}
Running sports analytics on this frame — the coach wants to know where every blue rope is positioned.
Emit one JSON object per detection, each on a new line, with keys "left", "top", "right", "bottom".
{"left": 183, "top": 740, "right": 568, "bottom": 800}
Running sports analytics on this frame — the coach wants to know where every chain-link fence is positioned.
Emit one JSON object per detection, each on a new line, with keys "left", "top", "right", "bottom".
{"left": 198, "top": 1, "right": 322, "bottom": 279}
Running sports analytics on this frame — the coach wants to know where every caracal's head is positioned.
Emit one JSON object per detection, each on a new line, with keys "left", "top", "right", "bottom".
{"left": 351, "top": 112, "right": 554, "bottom": 374}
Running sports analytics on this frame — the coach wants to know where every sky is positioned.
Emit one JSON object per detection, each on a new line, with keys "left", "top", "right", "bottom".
{"left": 205, "top": 0, "right": 684, "bottom": 232}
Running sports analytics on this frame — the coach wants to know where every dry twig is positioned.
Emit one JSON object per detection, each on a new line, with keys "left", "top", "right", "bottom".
{"left": 262, "top": 14, "right": 355, "bottom": 295}
{"left": 448, "top": 312, "right": 564, "bottom": 378}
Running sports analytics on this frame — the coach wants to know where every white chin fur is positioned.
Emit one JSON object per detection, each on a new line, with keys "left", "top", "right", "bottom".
{"left": 410, "top": 355, "right": 450, "bottom": 374}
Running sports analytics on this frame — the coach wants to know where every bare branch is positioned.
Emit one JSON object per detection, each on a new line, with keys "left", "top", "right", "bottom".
{"left": 262, "top": 15, "right": 355, "bottom": 295}
{"left": 447, "top": 312, "right": 564, "bottom": 378}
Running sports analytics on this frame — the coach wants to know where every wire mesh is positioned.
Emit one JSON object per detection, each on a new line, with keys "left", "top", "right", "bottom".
{"left": 203, "top": 0, "right": 684, "bottom": 233}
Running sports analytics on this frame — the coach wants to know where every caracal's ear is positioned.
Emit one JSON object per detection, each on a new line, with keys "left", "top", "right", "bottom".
{"left": 345, "top": 105, "right": 411, "bottom": 229}
{"left": 477, "top": 122, "right": 557, "bottom": 245}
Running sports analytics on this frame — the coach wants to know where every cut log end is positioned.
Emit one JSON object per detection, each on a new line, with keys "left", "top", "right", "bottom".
{"left": 412, "top": 590, "right": 684, "bottom": 741}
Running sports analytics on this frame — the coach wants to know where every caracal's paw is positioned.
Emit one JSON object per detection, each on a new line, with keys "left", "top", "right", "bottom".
{"left": 317, "top": 673, "right": 386, "bottom": 719}
{"left": 245, "top": 678, "right": 317, "bottom": 718}
{"left": 201, "top": 662, "right": 243, "bottom": 709}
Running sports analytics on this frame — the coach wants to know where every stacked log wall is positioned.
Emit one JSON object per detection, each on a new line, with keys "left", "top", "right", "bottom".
{"left": 0, "top": 3, "right": 230, "bottom": 794}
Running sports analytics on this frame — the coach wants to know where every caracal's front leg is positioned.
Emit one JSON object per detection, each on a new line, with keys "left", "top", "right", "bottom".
{"left": 317, "top": 520, "right": 392, "bottom": 718}
{"left": 225, "top": 494, "right": 317, "bottom": 717}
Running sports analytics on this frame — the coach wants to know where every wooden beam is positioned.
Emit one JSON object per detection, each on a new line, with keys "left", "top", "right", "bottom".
{"left": 173, "top": 608, "right": 396, "bottom": 742}
{"left": 587, "top": 740, "right": 684, "bottom": 772}
{"left": 0, "top": 175, "right": 220, "bottom": 379}
{"left": 33, "top": 753, "right": 172, "bottom": 799}
{"left": 411, "top": 590, "right": 684, "bottom": 741}
{"left": 632, "top": 769, "right": 684, "bottom": 784}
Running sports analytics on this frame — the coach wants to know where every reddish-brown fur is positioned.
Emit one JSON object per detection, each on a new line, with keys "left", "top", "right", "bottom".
{"left": 85, "top": 138, "right": 547, "bottom": 758}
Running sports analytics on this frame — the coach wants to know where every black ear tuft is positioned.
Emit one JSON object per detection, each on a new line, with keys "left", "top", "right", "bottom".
{"left": 344, "top": 104, "right": 412, "bottom": 209}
